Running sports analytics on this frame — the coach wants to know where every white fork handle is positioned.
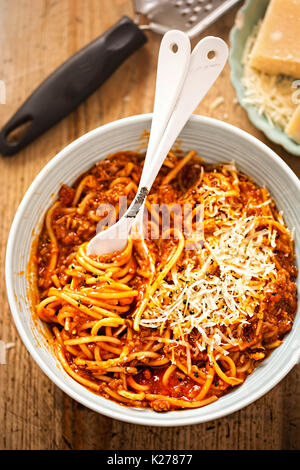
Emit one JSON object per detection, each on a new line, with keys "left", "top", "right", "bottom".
{"left": 139, "top": 30, "right": 191, "bottom": 177}
{"left": 87, "top": 36, "right": 228, "bottom": 255}
{"left": 140, "top": 36, "right": 228, "bottom": 189}
{"left": 95, "top": 30, "right": 190, "bottom": 231}
{"left": 95, "top": 29, "right": 191, "bottom": 231}
{"left": 87, "top": 31, "right": 191, "bottom": 256}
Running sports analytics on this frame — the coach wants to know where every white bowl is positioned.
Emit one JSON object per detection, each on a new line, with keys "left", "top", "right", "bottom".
{"left": 5, "top": 114, "right": 300, "bottom": 427}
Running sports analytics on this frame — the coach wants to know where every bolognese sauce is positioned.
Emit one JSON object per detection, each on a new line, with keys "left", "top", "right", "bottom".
{"left": 32, "top": 150, "right": 297, "bottom": 411}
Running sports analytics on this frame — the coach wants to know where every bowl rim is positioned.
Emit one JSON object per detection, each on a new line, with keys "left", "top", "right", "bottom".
{"left": 5, "top": 113, "right": 300, "bottom": 426}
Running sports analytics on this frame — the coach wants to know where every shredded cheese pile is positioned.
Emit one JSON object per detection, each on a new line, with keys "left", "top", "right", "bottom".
{"left": 242, "top": 21, "right": 297, "bottom": 130}
{"left": 139, "top": 162, "right": 283, "bottom": 357}
{"left": 140, "top": 217, "right": 277, "bottom": 355}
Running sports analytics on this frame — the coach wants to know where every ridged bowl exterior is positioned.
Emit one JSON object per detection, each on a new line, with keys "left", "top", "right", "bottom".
{"left": 5, "top": 114, "right": 300, "bottom": 426}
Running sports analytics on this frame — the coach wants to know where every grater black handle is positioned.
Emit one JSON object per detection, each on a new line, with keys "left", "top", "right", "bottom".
{"left": 0, "top": 16, "right": 147, "bottom": 156}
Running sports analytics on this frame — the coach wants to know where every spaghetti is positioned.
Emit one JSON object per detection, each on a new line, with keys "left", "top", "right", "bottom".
{"left": 33, "top": 150, "right": 298, "bottom": 411}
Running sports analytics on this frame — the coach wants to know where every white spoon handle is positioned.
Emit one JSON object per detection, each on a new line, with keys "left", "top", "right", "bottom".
{"left": 87, "top": 30, "right": 191, "bottom": 255}
{"left": 142, "top": 30, "right": 191, "bottom": 176}
{"left": 87, "top": 36, "right": 228, "bottom": 256}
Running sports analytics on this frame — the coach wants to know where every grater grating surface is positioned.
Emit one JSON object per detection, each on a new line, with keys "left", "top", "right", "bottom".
{"left": 133, "top": 0, "right": 241, "bottom": 38}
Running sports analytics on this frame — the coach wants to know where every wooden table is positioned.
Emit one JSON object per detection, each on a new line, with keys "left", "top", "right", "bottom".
{"left": 0, "top": 0, "right": 299, "bottom": 451}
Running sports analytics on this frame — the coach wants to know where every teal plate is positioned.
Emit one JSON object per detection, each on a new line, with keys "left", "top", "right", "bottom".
{"left": 229, "top": 0, "right": 300, "bottom": 156}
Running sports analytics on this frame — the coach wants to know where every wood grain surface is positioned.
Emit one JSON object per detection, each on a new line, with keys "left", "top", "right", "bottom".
{"left": 0, "top": 0, "right": 299, "bottom": 450}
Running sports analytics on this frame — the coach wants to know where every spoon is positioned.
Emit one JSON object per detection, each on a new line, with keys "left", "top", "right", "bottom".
{"left": 87, "top": 34, "right": 228, "bottom": 256}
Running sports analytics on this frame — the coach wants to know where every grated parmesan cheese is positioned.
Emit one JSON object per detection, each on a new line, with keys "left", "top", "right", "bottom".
{"left": 140, "top": 216, "right": 278, "bottom": 355}
{"left": 139, "top": 158, "right": 289, "bottom": 358}
{"left": 242, "top": 21, "right": 298, "bottom": 130}
{"left": 209, "top": 96, "right": 225, "bottom": 111}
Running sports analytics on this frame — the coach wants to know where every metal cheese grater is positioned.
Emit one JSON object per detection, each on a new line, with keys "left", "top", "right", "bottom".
{"left": 0, "top": 0, "right": 241, "bottom": 156}
{"left": 133, "top": 0, "right": 241, "bottom": 37}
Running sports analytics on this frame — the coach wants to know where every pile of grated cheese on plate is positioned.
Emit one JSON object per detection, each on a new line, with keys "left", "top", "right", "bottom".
{"left": 242, "top": 21, "right": 297, "bottom": 130}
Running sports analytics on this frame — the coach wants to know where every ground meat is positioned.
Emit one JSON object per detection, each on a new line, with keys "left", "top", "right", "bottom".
{"left": 150, "top": 399, "right": 171, "bottom": 412}
{"left": 58, "top": 184, "right": 75, "bottom": 206}
{"left": 263, "top": 274, "right": 297, "bottom": 336}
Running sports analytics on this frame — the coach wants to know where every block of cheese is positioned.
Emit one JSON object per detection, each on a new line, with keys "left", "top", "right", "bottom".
{"left": 285, "top": 103, "right": 300, "bottom": 143}
{"left": 250, "top": 0, "right": 300, "bottom": 78}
